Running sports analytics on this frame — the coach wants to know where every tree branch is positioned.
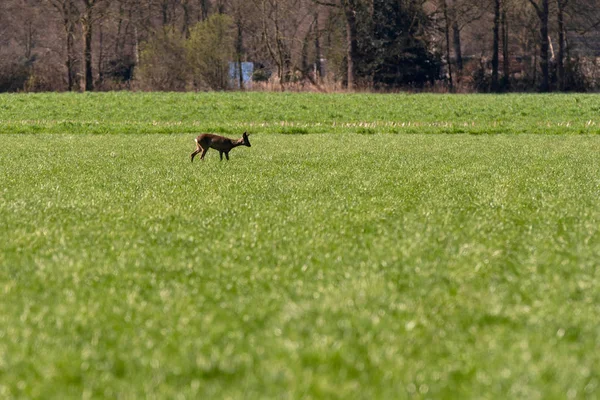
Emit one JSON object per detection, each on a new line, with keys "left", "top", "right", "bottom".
{"left": 526, "top": 0, "right": 542, "bottom": 18}
{"left": 312, "top": 0, "right": 339, "bottom": 8}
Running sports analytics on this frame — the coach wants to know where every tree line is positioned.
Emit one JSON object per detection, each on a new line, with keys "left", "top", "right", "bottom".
{"left": 1, "top": 0, "right": 599, "bottom": 92}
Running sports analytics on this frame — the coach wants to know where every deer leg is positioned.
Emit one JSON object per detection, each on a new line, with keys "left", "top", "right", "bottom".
{"left": 190, "top": 148, "right": 201, "bottom": 162}
{"left": 191, "top": 141, "right": 203, "bottom": 162}
{"left": 219, "top": 151, "right": 223, "bottom": 161}
{"left": 225, "top": 152, "right": 230, "bottom": 160}
{"left": 199, "top": 147, "right": 209, "bottom": 160}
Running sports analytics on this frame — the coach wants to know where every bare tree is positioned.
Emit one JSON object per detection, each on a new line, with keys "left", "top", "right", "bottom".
{"left": 252, "top": 0, "right": 313, "bottom": 88}
{"left": 48, "top": 0, "right": 79, "bottom": 90}
{"left": 555, "top": 0, "right": 600, "bottom": 90}
{"left": 442, "top": 0, "right": 454, "bottom": 90}
{"left": 491, "top": 0, "right": 500, "bottom": 91}
{"left": 4, "top": 0, "right": 600, "bottom": 92}
{"left": 313, "top": 11, "right": 325, "bottom": 80}
{"left": 430, "top": 0, "right": 486, "bottom": 87}
{"left": 198, "top": 0, "right": 209, "bottom": 20}
{"left": 526, "top": 0, "right": 550, "bottom": 91}
{"left": 229, "top": 0, "right": 255, "bottom": 89}
{"left": 442, "top": 0, "right": 485, "bottom": 72}
{"left": 501, "top": 0, "right": 509, "bottom": 89}
{"left": 555, "top": 0, "right": 567, "bottom": 90}
{"left": 313, "top": 0, "right": 371, "bottom": 89}
{"left": 181, "top": 0, "right": 192, "bottom": 37}
{"left": 452, "top": 14, "right": 463, "bottom": 71}
{"left": 78, "top": 0, "right": 109, "bottom": 91}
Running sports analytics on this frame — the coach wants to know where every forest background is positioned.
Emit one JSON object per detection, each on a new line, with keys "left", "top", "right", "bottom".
{"left": 2, "top": 0, "right": 600, "bottom": 93}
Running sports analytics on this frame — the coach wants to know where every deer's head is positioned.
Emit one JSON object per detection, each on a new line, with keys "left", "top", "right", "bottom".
{"left": 242, "top": 132, "right": 251, "bottom": 147}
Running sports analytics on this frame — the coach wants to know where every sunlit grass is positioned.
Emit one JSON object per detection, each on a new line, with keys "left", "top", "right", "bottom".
{"left": 1, "top": 133, "right": 600, "bottom": 398}
{"left": 1, "top": 92, "right": 600, "bottom": 134}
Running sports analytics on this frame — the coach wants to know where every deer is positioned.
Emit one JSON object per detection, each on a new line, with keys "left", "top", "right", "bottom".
{"left": 190, "top": 132, "right": 251, "bottom": 162}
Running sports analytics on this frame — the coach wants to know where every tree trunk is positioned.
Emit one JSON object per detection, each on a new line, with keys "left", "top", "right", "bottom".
{"left": 442, "top": 0, "right": 453, "bottom": 91}
{"left": 123, "top": 8, "right": 133, "bottom": 54}
{"left": 98, "top": 22, "right": 104, "bottom": 87}
{"left": 532, "top": 45, "right": 538, "bottom": 87}
{"left": 161, "top": 0, "right": 169, "bottom": 27}
{"left": 182, "top": 0, "right": 191, "bottom": 38}
{"left": 259, "top": 0, "right": 281, "bottom": 87}
{"left": 526, "top": 0, "right": 549, "bottom": 91}
{"left": 491, "top": 0, "right": 500, "bottom": 91}
{"left": 556, "top": 0, "right": 567, "bottom": 90}
{"left": 539, "top": 2, "right": 549, "bottom": 92}
{"left": 198, "top": 0, "right": 209, "bottom": 21}
{"left": 452, "top": 20, "right": 462, "bottom": 72}
{"left": 65, "top": 8, "right": 76, "bottom": 91}
{"left": 344, "top": 6, "right": 358, "bottom": 90}
{"left": 133, "top": 25, "right": 139, "bottom": 65}
{"left": 236, "top": 17, "right": 244, "bottom": 90}
{"left": 502, "top": 8, "right": 510, "bottom": 89}
{"left": 66, "top": 25, "right": 74, "bottom": 91}
{"left": 82, "top": 15, "right": 94, "bottom": 91}
{"left": 132, "top": 25, "right": 139, "bottom": 84}
{"left": 25, "top": 21, "right": 34, "bottom": 60}
{"left": 314, "top": 13, "right": 323, "bottom": 80}
{"left": 216, "top": 0, "right": 225, "bottom": 14}
{"left": 273, "top": 2, "right": 287, "bottom": 85}
{"left": 535, "top": 1, "right": 550, "bottom": 91}
{"left": 302, "top": 29, "right": 310, "bottom": 75}
{"left": 115, "top": 1, "right": 123, "bottom": 54}
{"left": 53, "top": 0, "right": 77, "bottom": 91}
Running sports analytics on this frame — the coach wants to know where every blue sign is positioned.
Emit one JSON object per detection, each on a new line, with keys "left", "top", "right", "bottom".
{"left": 229, "top": 62, "right": 254, "bottom": 88}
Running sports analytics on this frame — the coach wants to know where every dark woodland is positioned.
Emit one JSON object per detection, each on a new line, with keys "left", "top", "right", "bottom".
{"left": 1, "top": 0, "right": 600, "bottom": 92}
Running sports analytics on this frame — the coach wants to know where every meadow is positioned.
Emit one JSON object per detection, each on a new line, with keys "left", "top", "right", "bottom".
{"left": 1, "top": 91, "right": 600, "bottom": 135}
{"left": 1, "top": 93, "right": 600, "bottom": 399}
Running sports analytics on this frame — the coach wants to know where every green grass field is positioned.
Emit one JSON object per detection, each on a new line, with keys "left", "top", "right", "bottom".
{"left": 1, "top": 91, "right": 600, "bottom": 135}
{"left": 1, "top": 93, "right": 600, "bottom": 398}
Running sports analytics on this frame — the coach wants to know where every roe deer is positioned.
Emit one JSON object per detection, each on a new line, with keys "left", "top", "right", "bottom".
{"left": 190, "top": 132, "right": 251, "bottom": 162}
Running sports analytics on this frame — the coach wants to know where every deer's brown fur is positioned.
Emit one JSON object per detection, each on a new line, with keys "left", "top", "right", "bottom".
{"left": 190, "top": 132, "right": 251, "bottom": 162}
